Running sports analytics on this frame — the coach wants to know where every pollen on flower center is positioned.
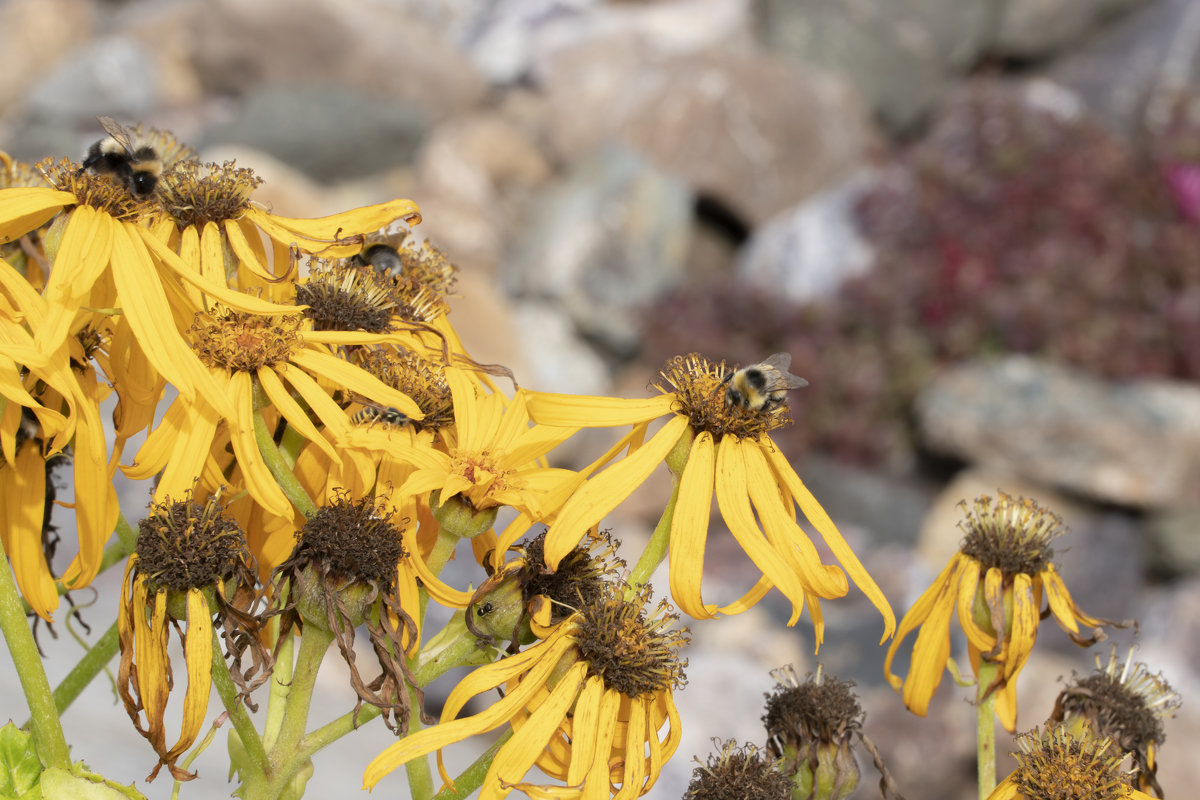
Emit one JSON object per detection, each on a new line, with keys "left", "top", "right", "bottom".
{"left": 1012, "top": 726, "right": 1133, "bottom": 800}
{"left": 573, "top": 583, "right": 688, "bottom": 698}
{"left": 654, "top": 353, "right": 790, "bottom": 440}
{"left": 958, "top": 492, "right": 1059, "bottom": 575}
{"left": 135, "top": 495, "right": 249, "bottom": 592}
{"left": 158, "top": 161, "right": 261, "bottom": 228}
{"left": 190, "top": 307, "right": 302, "bottom": 372}
{"left": 453, "top": 451, "right": 508, "bottom": 492}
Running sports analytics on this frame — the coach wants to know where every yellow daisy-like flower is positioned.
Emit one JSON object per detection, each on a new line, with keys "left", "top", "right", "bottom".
{"left": 519, "top": 354, "right": 895, "bottom": 645}
{"left": 387, "top": 366, "right": 582, "bottom": 524}
{"left": 118, "top": 493, "right": 265, "bottom": 782}
{"left": 885, "top": 492, "right": 1119, "bottom": 732}
{"left": 152, "top": 159, "right": 422, "bottom": 291}
{"left": 987, "top": 725, "right": 1156, "bottom": 800}
{"left": 363, "top": 582, "right": 687, "bottom": 799}
{"left": 125, "top": 306, "right": 423, "bottom": 519}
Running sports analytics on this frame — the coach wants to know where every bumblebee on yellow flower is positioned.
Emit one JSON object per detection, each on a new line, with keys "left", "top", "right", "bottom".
{"left": 884, "top": 492, "right": 1121, "bottom": 732}
{"left": 518, "top": 353, "right": 895, "bottom": 646}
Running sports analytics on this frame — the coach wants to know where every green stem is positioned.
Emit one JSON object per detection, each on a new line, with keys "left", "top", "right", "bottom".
{"left": 419, "top": 523, "right": 464, "bottom": 624}
{"left": 48, "top": 620, "right": 118, "bottom": 716}
{"left": 431, "top": 731, "right": 512, "bottom": 800}
{"left": 210, "top": 633, "right": 269, "bottom": 781}
{"left": 253, "top": 409, "right": 316, "bottom": 518}
{"left": 976, "top": 659, "right": 999, "bottom": 800}
{"left": 627, "top": 473, "right": 682, "bottom": 595}
{"left": 264, "top": 625, "right": 334, "bottom": 799}
{"left": 262, "top": 619, "right": 291, "bottom": 752}
{"left": 404, "top": 684, "right": 435, "bottom": 800}
{"left": 0, "top": 538, "right": 70, "bottom": 768}
{"left": 414, "top": 610, "right": 496, "bottom": 688}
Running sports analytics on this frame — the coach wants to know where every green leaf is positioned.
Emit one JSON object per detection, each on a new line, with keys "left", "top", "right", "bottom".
{"left": 0, "top": 724, "right": 41, "bottom": 797}
{"left": 39, "top": 766, "right": 148, "bottom": 800}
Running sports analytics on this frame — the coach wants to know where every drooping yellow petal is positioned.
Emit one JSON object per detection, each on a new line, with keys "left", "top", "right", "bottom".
{"left": 762, "top": 441, "right": 896, "bottom": 641}
{"left": 884, "top": 553, "right": 967, "bottom": 691}
{"left": 900, "top": 568, "right": 958, "bottom": 716}
{"left": 668, "top": 431, "right": 717, "bottom": 620}
{"left": 363, "top": 626, "right": 575, "bottom": 788}
{"left": 543, "top": 416, "right": 688, "bottom": 570}
{"left": 59, "top": 382, "right": 117, "bottom": 589}
{"left": 1004, "top": 572, "right": 1039, "bottom": 689}
{"left": 164, "top": 589, "right": 214, "bottom": 761}
{"left": 1, "top": 441, "right": 58, "bottom": 619}
{"left": 983, "top": 775, "right": 1021, "bottom": 800}
{"left": 714, "top": 436, "right": 810, "bottom": 625}
{"left": 227, "top": 370, "right": 292, "bottom": 517}
{"left": 488, "top": 664, "right": 589, "bottom": 800}
{"left": 615, "top": 695, "right": 649, "bottom": 799}
{"left": 954, "top": 561, "right": 996, "bottom": 654}
{"left": 135, "top": 583, "right": 171, "bottom": 752}
{"left": 563, "top": 677, "right": 606, "bottom": 786}
{"left": 1042, "top": 564, "right": 1106, "bottom": 629}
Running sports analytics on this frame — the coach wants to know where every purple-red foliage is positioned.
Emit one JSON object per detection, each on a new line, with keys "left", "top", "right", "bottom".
{"left": 642, "top": 80, "right": 1200, "bottom": 468}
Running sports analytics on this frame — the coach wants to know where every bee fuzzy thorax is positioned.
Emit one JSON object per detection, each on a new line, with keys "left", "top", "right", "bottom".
{"left": 722, "top": 352, "right": 808, "bottom": 412}
{"left": 79, "top": 116, "right": 181, "bottom": 200}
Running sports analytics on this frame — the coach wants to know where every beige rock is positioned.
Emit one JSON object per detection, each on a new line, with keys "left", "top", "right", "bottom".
{"left": 0, "top": 0, "right": 95, "bottom": 110}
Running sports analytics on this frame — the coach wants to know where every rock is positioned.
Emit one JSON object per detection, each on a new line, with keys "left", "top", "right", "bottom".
{"left": 26, "top": 37, "right": 160, "bottom": 119}
{"left": 510, "top": 300, "right": 611, "bottom": 396}
{"left": 503, "top": 143, "right": 692, "bottom": 357}
{"left": 916, "top": 357, "right": 1200, "bottom": 508}
{"left": 993, "top": 0, "right": 1148, "bottom": 61}
{"left": 756, "top": 0, "right": 991, "bottom": 134}
{"left": 735, "top": 172, "right": 876, "bottom": 304}
{"left": 446, "top": 0, "right": 755, "bottom": 84}
{"left": 1144, "top": 506, "right": 1200, "bottom": 578}
{"left": 0, "top": 0, "right": 96, "bottom": 112}
{"left": 1049, "top": 0, "right": 1199, "bottom": 136}
{"left": 412, "top": 110, "right": 554, "bottom": 275}
{"left": 189, "top": 0, "right": 486, "bottom": 122}
{"left": 540, "top": 43, "right": 875, "bottom": 225}
{"left": 200, "top": 85, "right": 430, "bottom": 183}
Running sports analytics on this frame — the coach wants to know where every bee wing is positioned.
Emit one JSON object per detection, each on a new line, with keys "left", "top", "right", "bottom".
{"left": 762, "top": 352, "right": 808, "bottom": 389}
{"left": 96, "top": 116, "right": 135, "bottom": 153}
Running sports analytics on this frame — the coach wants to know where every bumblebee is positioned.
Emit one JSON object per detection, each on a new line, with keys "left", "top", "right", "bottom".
{"left": 355, "top": 243, "right": 404, "bottom": 278}
{"left": 722, "top": 352, "right": 808, "bottom": 412}
{"left": 79, "top": 116, "right": 163, "bottom": 199}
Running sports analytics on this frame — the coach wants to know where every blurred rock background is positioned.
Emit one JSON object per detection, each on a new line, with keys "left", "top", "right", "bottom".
{"left": 3, "top": 0, "right": 1200, "bottom": 797}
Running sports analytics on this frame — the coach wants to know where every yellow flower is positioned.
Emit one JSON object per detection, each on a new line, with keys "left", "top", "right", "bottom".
{"left": 885, "top": 492, "right": 1119, "bottom": 732}
{"left": 118, "top": 493, "right": 265, "bottom": 782}
{"left": 387, "top": 367, "right": 582, "bottom": 524}
{"left": 124, "top": 307, "right": 422, "bottom": 519}
{"left": 363, "top": 582, "right": 687, "bottom": 798}
{"left": 987, "top": 726, "right": 1156, "bottom": 800}
{"left": 519, "top": 354, "right": 895, "bottom": 645}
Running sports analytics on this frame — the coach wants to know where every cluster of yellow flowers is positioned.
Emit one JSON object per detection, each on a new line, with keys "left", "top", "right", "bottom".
{"left": 0, "top": 124, "right": 1179, "bottom": 800}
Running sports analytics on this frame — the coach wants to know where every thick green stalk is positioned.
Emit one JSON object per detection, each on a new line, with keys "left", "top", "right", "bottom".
{"left": 0, "top": 537, "right": 70, "bottom": 768}
{"left": 210, "top": 633, "right": 269, "bottom": 781}
{"left": 404, "top": 685, "right": 435, "bottom": 800}
{"left": 266, "top": 625, "right": 334, "bottom": 797}
{"left": 262, "top": 619, "right": 291, "bottom": 751}
{"left": 48, "top": 620, "right": 118, "bottom": 716}
{"left": 976, "top": 660, "right": 999, "bottom": 800}
{"left": 430, "top": 731, "right": 512, "bottom": 800}
{"left": 253, "top": 410, "right": 316, "bottom": 518}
